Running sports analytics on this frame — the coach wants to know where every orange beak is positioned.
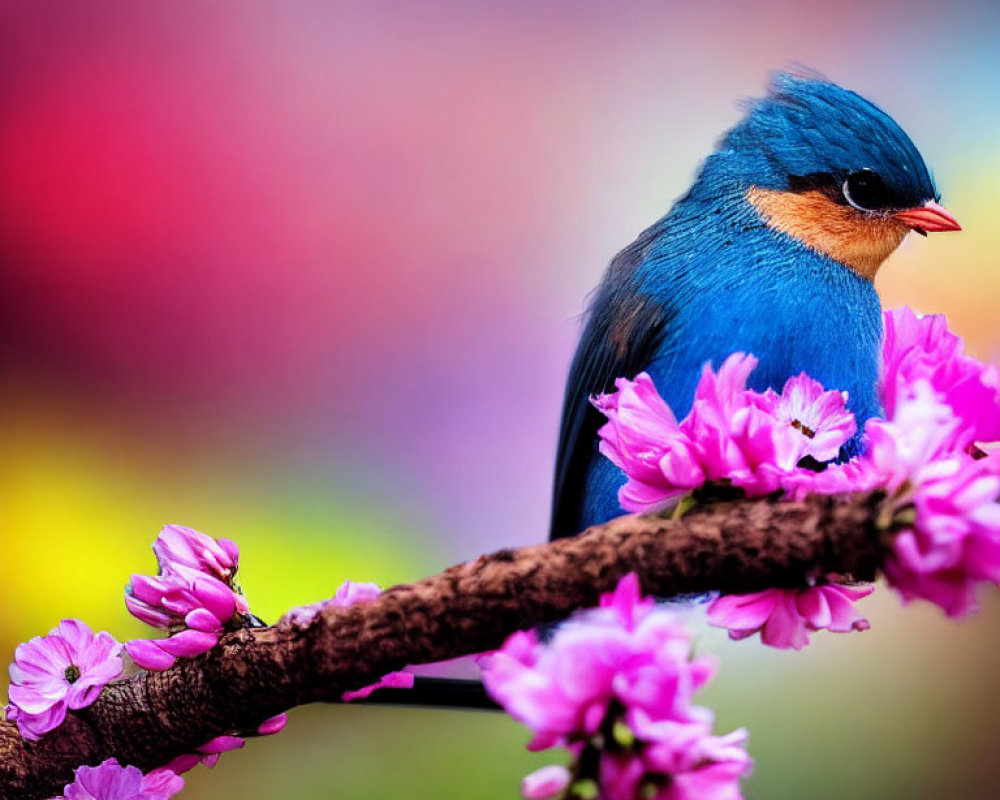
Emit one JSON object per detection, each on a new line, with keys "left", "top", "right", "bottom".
{"left": 893, "top": 200, "right": 962, "bottom": 236}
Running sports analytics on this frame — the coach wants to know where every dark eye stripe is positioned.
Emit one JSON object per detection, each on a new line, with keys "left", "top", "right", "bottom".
{"left": 788, "top": 172, "right": 837, "bottom": 194}
{"left": 842, "top": 169, "right": 891, "bottom": 211}
{"left": 787, "top": 172, "right": 842, "bottom": 202}
{"left": 787, "top": 169, "right": 917, "bottom": 211}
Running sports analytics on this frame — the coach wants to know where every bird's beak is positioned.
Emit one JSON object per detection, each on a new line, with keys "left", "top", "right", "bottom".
{"left": 892, "top": 200, "right": 962, "bottom": 237}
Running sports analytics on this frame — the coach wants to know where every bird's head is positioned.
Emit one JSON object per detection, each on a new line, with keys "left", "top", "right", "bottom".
{"left": 699, "top": 72, "right": 960, "bottom": 280}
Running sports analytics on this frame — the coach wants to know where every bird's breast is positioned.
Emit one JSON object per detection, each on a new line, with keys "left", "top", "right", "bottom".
{"left": 642, "top": 232, "right": 884, "bottom": 427}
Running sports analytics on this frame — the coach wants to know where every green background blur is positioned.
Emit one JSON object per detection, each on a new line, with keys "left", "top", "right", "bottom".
{"left": 2, "top": 1, "right": 999, "bottom": 798}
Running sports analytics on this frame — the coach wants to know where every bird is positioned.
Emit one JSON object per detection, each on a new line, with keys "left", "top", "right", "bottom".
{"left": 549, "top": 72, "right": 961, "bottom": 542}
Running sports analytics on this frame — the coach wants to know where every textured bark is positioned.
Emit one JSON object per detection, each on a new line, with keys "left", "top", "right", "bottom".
{"left": 0, "top": 491, "right": 885, "bottom": 800}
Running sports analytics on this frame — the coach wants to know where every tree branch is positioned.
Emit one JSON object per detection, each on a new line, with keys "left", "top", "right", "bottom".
{"left": 0, "top": 490, "right": 886, "bottom": 800}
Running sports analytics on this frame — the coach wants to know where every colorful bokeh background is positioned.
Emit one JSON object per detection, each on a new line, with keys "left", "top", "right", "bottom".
{"left": 2, "top": 1, "right": 999, "bottom": 798}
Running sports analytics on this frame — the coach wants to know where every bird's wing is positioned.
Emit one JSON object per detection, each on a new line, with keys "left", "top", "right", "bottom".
{"left": 549, "top": 237, "right": 671, "bottom": 540}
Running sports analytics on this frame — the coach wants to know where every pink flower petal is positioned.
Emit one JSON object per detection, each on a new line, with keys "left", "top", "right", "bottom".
{"left": 521, "top": 765, "right": 570, "bottom": 799}
{"left": 141, "top": 767, "right": 186, "bottom": 799}
{"left": 184, "top": 608, "right": 224, "bottom": 633}
{"left": 154, "top": 524, "right": 239, "bottom": 581}
{"left": 61, "top": 758, "right": 184, "bottom": 800}
{"left": 197, "top": 735, "right": 245, "bottom": 754}
{"left": 156, "top": 629, "right": 219, "bottom": 658}
{"left": 6, "top": 620, "right": 122, "bottom": 739}
{"left": 126, "top": 640, "right": 177, "bottom": 671}
{"left": 341, "top": 671, "right": 415, "bottom": 702}
{"left": 331, "top": 580, "right": 383, "bottom": 607}
{"left": 257, "top": 713, "right": 288, "bottom": 736}
{"left": 708, "top": 585, "right": 872, "bottom": 650}
{"left": 485, "top": 574, "right": 750, "bottom": 800}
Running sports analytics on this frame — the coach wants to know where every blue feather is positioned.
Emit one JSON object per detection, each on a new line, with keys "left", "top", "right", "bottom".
{"left": 551, "top": 73, "right": 943, "bottom": 539}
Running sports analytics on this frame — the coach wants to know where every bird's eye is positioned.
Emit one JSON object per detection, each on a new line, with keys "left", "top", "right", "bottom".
{"left": 842, "top": 169, "right": 891, "bottom": 211}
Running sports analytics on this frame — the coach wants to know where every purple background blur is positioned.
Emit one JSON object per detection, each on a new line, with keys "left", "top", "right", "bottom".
{"left": 2, "top": 2, "right": 999, "bottom": 798}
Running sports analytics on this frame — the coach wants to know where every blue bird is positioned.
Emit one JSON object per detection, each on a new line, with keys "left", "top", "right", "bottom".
{"left": 550, "top": 72, "right": 961, "bottom": 541}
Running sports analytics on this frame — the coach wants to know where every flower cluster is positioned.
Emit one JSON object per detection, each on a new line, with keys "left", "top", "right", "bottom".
{"left": 6, "top": 620, "right": 123, "bottom": 740}
{"left": 125, "top": 525, "right": 251, "bottom": 671}
{"left": 3, "top": 523, "right": 290, "bottom": 792}
{"left": 813, "top": 310, "right": 1000, "bottom": 616}
{"left": 594, "top": 307, "right": 1000, "bottom": 638}
{"left": 880, "top": 306, "right": 1000, "bottom": 449}
{"left": 482, "top": 574, "right": 752, "bottom": 800}
{"left": 119, "top": 526, "right": 291, "bottom": 773}
{"left": 53, "top": 758, "right": 183, "bottom": 800}
{"left": 881, "top": 450, "right": 1000, "bottom": 617}
{"left": 706, "top": 585, "right": 872, "bottom": 650}
{"left": 863, "top": 308, "right": 1000, "bottom": 614}
{"left": 594, "top": 355, "right": 855, "bottom": 512}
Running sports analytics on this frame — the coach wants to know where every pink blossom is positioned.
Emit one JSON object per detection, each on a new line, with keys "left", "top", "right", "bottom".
{"left": 706, "top": 585, "right": 873, "bottom": 650}
{"left": 125, "top": 575, "right": 235, "bottom": 670}
{"left": 779, "top": 380, "right": 961, "bottom": 501}
{"left": 282, "top": 580, "right": 385, "bottom": 629}
{"left": 750, "top": 374, "right": 856, "bottom": 462}
{"left": 782, "top": 382, "right": 1000, "bottom": 618}
{"left": 54, "top": 758, "right": 183, "bottom": 800}
{"left": 883, "top": 451, "right": 1000, "bottom": 616}
{"left": 482, "top": 574, "right": 751, "bottom": 798}
{"left": 833, "top": 381, "right": 1000, "bottom": 616}
{"left": 881, "top": 307, "right": 1000, "bottom": 448}
{"left": 594, "top": 356, "right": 858, "bottom": 512}
{"left": 593, "top": 308, "right": 1000, "bottom": 624}
{"left": 520, "top": 765, "right": 571, "bottom": 799}
{"left": 594, "top": 372, "right": 699, "bottom": 511}
{"left": 331, "top": 580, "right": 384, "bottom": 606}
{"left": 152, "top": 525, "right": 240, "bottom": 583}
{"left": 625, "top": 714, "right": 752, "bottom": 800}
{"left": 681, "top": 354, "right": 799, "bottom": 484}
{"left": 599, "top": 751, "right": 648, "bottom": 800}
{"left": 6, "top": 620, "right": 122, "bottom": 740}
{"left": 868, "top": 382, "right": 968, "bottom": 486}
{"left": 280, "top": 600, "right": 327, "bottom": 629}
{"left": 600, "top": 726, "right": 749, "bottom": 800}
{"left": 482, "top": 575, "right": 715, "bottom": 750}
{"left": 126, "top": 572, "right": 239, "bottom": 632}
{"left": 126, "top": 526, "right": 252, "bottom": 671}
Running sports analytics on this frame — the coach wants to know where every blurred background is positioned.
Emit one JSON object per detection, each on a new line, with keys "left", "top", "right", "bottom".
{"left": 1, "top": 1, "right": 999, "bottom": 798}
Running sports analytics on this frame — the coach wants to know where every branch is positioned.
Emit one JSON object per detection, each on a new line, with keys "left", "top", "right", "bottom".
{"left": 0, "top": 490, "right": 885, "bottom": 800}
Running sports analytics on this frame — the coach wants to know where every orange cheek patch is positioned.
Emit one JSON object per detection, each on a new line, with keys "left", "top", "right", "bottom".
{"left": 747, "top": 187, "right": 910, "bottom": 280}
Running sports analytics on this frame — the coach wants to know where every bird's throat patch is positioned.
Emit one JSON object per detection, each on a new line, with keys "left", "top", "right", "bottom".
{"left": 747, "top": 186, "right": 910, "bottom": 280}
